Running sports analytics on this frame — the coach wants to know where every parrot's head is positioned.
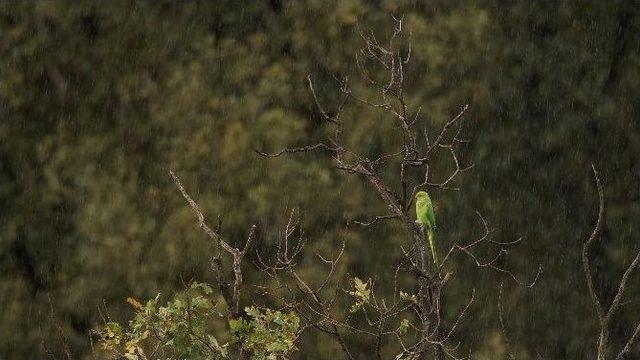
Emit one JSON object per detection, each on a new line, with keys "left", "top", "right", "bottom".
{"left": 415, "top": 191, "right": 430, "bottom": 201}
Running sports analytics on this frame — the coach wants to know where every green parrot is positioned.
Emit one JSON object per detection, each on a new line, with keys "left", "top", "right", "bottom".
{"left": 415, "top": 191, "right": 437, "bottom": 264}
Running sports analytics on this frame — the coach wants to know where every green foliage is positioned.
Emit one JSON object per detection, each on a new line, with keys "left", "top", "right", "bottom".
{"left": 96, "top": 282, "right": 227, "bottom": 359}
{"left": 96, "top": 283, "right": 300, "bottom": 360}
{"left": 229, "top": 306, "right": 300, "bottom": 360}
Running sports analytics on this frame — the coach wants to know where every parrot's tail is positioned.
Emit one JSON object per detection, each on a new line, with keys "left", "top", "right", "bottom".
{"left": 427, "top": 230, "right": 437, "bottom": 264}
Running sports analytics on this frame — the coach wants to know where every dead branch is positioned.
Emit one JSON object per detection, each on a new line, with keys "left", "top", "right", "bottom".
{"left": 438, "top": 211, "right": 540, "bottom": 288}
{"left": 583, "top": 165, "right": 640, "bottom": 360}
{"left": 352, "top": 214, "right": 399, "bottom": 227}
{"left": 169, "top": 170, "right": 255, "bottom": 318}
{"left": 255, "top": 143, "right": 338, "bottom": 158}
{"left": 617, "top": 321, "right": 640, "bottom": 360}
{"left": 255, "top": 209, "right": 356, "bottom": 359}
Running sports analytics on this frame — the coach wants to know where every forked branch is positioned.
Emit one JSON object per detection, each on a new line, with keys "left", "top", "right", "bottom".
{"left": 582, "top": 165, "right": 640, "bottom": 360}
{"left": 169, "top": 170, "right": 255, "bottom": 318}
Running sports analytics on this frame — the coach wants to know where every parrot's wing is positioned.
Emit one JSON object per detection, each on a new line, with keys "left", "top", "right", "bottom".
{"left": 415, "top": 201, "right": 426, "bottom": 225}
{"left": 426, "top": 204, "right": 436, "bottom": 233}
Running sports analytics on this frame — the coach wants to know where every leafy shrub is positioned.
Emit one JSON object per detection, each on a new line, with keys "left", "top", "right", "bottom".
{"left": 97, "top": 282, "right": 227, "bottom": 359}
{"left": 96, "top": 282, "right": 300, "bottom": 359}
{"left": 230, "top": 306, "right": 300, "bottom": 359}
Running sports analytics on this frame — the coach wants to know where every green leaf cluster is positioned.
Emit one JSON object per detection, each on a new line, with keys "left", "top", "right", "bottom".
{"left": 97, "top": 282, "right": 227, "bottom": 360}
{"left": 230, "top": 306, "right": 300, "bottom": 360}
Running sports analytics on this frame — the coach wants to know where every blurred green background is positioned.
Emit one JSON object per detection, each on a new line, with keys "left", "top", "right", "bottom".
{"left": 1, "top": 1, "right": 640, "bottom": 359}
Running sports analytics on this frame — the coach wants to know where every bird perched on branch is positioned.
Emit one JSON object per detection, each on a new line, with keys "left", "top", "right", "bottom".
{"left": 415, "top": 191, "right": 437, "bottom": 264}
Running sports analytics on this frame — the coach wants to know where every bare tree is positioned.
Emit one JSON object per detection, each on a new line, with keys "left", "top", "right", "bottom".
{"left": 583, "top": 166, "right": 640, "bottom": 360}
{"left": 255, "top": 17, "right": 539, "bottom": 359}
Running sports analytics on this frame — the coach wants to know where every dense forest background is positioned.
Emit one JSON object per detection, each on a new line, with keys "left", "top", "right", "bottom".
{"left": 2, "top": 1, "right": 640, "bottom": 359}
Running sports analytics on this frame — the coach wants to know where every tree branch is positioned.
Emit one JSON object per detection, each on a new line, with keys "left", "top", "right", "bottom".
{"left": 169, "top": 170, "right": 255, "bottom": 318}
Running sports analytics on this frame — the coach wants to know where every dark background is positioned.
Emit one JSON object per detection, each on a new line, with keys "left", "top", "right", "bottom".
{"left": 1, "top": 1, "right": 639, "bottom": 359}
